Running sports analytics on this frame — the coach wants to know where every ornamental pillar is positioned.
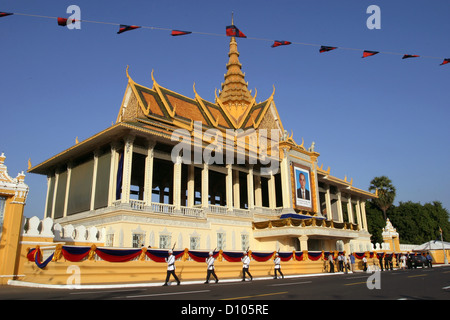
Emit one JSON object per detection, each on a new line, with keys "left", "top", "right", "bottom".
{"left": 50, "top": 170, "right": 60, "bottom": 219}
{"left": 268, "top": 171, "right": 276, "bottom": 209}
{"left": 63, "top": 162, "right": 73, "bottom": 217}
{"left": 247, "top": 166, "right": 254, "bottom": 210}
{"left": 254, "top": 174, "right": 262, "bottom": 208}
{"left": 299, "top": 235, "right": 309, "bottom": 251}
{"left": 90, "top": 150, "right": 100, "bottom": 211}
{"left": 360, "top": 201, "right": 368, "bottom": 231}
{"left": 226, "top": 164, "right": 233, "bottom": 211}
{"left": 337, "top": 191, "right": 344, "bottom": 223}
{"left": 187, "top": 164, "right": 195, "bottom": 207}
{"left": 0, "top": 154, "right": 28, "bottom": 284}
{"left": 347, "top": 196, "right": 354, "bottom": 224}
{"left": 233, "top": 169, "right": 240, "bottom": 209}
{"left": 325, "top": 184, "right": 332, "bottom": 221}
{"left": 121, "top": 135, "right": 135, "bottom": 204}
{"left": 201, "top": 163, "right": 209, "bottom": 208}
{"left": 108, "top": 141, "right": 121, "bottom": 205}
{"left": 173, "top": 155, "right": 182, "bottom": 210}
{"left": 355, "top": 199, "right": 362, "bottom": 230}
{"left": 143, "top": 141, "right": 155, "bottom": 205}
{"left": 280, "top": 155, "right": 292, "bottom": 210}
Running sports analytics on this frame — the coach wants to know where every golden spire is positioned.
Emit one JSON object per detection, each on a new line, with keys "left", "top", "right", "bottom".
{"left": 218, "top": 14, "right": 253, "bottom": 121}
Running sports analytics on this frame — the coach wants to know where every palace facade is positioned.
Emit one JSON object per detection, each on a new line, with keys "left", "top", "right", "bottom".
{"left": 29, "top": 33, "right": 376, "bottom": 254}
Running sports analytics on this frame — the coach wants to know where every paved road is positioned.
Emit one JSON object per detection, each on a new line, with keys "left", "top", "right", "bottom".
{"left": 1, "top": 266, "right": 449, "bottom": 303}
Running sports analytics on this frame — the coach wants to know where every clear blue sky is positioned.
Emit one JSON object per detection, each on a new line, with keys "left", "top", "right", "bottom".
{"left": 1, "top": 0, "right": 449, "bottom": 218}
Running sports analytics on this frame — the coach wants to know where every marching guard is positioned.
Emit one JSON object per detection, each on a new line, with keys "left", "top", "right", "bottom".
{"left": 163, "top": 249, "right": 180, "bottom": 286}
{"left": 241, "top": 251, "right": 253, "bottom": 281}
{"left": 204, "top": 251, "right": 219, "bottom": 284}
{"left": 273, "top": 253, "right": 284, "bottom": 279}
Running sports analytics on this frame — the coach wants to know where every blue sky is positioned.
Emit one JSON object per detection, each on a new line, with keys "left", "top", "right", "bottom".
{"left": 1, "top": 0, "right": 449, "bottom": 218}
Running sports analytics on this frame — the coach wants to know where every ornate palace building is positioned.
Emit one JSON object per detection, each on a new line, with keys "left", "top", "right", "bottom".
{"left": 29, "top": 32, "right": 376, "bottom": 254}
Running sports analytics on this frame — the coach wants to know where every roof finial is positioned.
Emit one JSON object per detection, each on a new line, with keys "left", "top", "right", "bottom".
{"left": 231, "top": 11, "right": 234, "bottom": 25}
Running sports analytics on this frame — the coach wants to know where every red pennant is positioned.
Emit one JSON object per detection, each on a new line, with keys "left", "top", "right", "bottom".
{"left": 402, "top": 54, "right": 420, "bottom": 59}
{"left": 226, "top": 25, "right": 246, "bottom": 38}
{"left": 272, "top": 40, "right": 291, "bottom": 48}
{"left": 362, "top": 50, "right": 379, "bottom": 58}
{"left": 57, "top": 17, "right": 76, "bottom": 26}
{"left": 171, "top": 30, "right": 192, "bottom": 36}
{"left": 0, "top": 12, "right": 13, "bottom": 18}
{"left": 117, "top": 24, "right": 140, "bottom": 34}
{"left": 440, "top": 58, "right": 450, "bottom": 66}
{"left": 319, "top": 46, "right": 337, "bottom": 53}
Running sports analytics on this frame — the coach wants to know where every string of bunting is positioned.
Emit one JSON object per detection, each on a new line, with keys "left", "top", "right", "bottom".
{"left": 1, "top": 10, "right": 449, "bottom": 66}
{"left": 27, "top": 245, "right": 408, "bottom": 270}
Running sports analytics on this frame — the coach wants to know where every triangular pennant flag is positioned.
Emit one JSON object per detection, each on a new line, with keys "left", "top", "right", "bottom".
{"left": 0, "top": 12, "right": 13, "bottom": 18}
{"left": 402, "top": 54, "right": 420, "bottom": 59}
{"left": 226, "top": 25, "right": 246, "bottom": 38}
{"left": 272, "top": 40, "right": 291, "bottom": 48}
{"left": 171, "top": 30, "right": 192, "bottom": 36}
{"left": 440, "top": 58, "right": 450, "bottom": 66}
{"left": 117, "top": 24, "right": 141, "bottom": 34}
{"left": 319, "top": 46, "right": 337, "bottom": 53}
{"left": 362, "top": 50, "right": 379, "bottom": 58}
{"left": 57, "top": 17, "right": 76, "bottom": 26}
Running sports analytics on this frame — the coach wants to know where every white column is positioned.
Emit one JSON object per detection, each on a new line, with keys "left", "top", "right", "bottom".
{"left": 63, "top": 163, "right": 72, "bottom": 217}
{"left": 187, "top": 165, "right": 195, "bottom": 207}
{"left": 51, "top": 171, "right": 60, "bottom": 219}
{"left": 355, "top": 199, "right": 362, "bottom": 230}
{"left": 360, "top": 201, "right": 368, "bottom": 231}
{"left": 121, "top": 135, "right": 135, "bottom": 204}
{"left": 233, "top": 169, "right": 240, "bottom": 209}
{"left": 299, "top": 235, "right": 308, "bottom": 251}
{"left": 90, "top": 150, "right": 100, "bottom": 211}
{"left": 173, "top": 155, "right": 182, "bottom": 210}
{"left": 226, "top": 164, "right": 233, "bottom": 211}
{"left": 201, "top": 163, "right": 209, "bottom": 208}
{"left": 325, "top": 184, "right": 332, "bottom": 221}
{"left": 143, "top": 141, "right": 155, "bottom": 205}
{"left": 268, "top": 171, "right": 276, "bottom": 209}
{"left": 108, "top": 142, "right": 121, "bottom": 205}
{"left": 254, "top": 174, "right": 262, "bottom": 208}
{"left": 247, "top": 166, "right": 254, "bottom": 210}
{"left": 337, "top": 191, "right": 344, "bottom": 223}
{"left": 280, "top": 155, "right": 292, "bottom": 209}
{"left": 347, "top": 196, "right": 354, "bottom": 224}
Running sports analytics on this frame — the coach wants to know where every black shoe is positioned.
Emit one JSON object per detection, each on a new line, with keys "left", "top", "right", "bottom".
{"left": 204, "top": 281, "right": 208, "bottom": 284}
{"left": 177, "top": 282, "right": 180, "bottom": 285}
{"left": 163, "top": 283, "right": 168, "bottom": 286}
{"left": 215, "top": 279, "right": 219, "bottom": 283}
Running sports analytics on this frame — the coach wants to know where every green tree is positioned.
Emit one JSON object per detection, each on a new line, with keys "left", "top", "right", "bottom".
{"left": 388, "top": 201, "right": 450, "bottom": 245}
{"left": 368, "top": 176, "right": 396, "bottom": 220}
{"left": 365, "top": 201, "right": 385, "bottom": 244}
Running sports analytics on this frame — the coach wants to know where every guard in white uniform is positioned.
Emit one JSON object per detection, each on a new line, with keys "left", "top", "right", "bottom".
{"left": 204, "top": 251, "right": 219, "bottom": 284}
{"left": 273, "top": 253, "right": 284, "bottom": 279}
{"left": 163, "top": 250, "right": 180, "bottom": 286}
{"left": 241, "top": 251, "right": 253, "bottom": 281}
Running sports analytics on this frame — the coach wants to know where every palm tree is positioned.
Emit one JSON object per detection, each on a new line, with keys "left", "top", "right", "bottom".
{"left": 369, "top": 176, "right": 396, "bottom": 221}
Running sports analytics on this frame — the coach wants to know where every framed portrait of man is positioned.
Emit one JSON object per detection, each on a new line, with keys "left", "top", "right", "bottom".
{"left": 292, "top": 164, "right": 312, "bottom": 210}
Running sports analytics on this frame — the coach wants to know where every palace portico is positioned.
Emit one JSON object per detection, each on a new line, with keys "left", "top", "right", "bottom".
{"left": 29, "top": 31, "right": 376, "bottom": 253}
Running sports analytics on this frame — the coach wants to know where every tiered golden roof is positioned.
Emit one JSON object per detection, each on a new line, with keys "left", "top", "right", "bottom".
{"left": 217, "top": 35, "right": 256, "bottom": 123}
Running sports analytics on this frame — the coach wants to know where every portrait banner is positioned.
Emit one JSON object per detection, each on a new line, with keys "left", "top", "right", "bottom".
{"left": 292, "top": 163, "right": 313, "bottom": 211}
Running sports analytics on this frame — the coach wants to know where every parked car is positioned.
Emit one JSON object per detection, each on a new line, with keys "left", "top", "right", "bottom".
{"left": 410, "top": 254, "right": 428, "bottom": 268}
